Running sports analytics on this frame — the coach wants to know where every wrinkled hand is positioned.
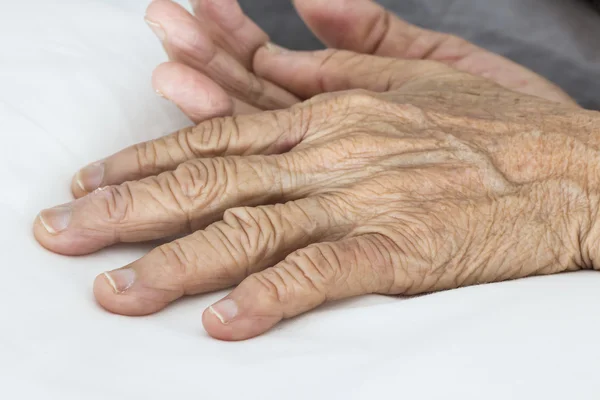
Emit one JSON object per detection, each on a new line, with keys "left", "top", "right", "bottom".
{"left": 35, "top": 48, "right": 600, "bottom": 341}
{"left": 142, "top": 0, "right": 576, "bottom": 125}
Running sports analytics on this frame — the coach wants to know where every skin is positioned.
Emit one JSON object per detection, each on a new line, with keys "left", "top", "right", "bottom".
{"left": 134, "top": 0, "right": 576, "bottom": 133}
{"left": 70, "top": 0, "right": 579, "bottom": 198}
{"left": 34, "top": 47, "right": 600, "bottom": 340}
{"left": 34, "top": 0, "right": 600, "bottom": 341}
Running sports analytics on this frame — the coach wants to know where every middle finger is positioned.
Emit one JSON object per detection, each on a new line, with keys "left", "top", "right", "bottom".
{"left": 36, "top": 152, "right": 322, "bottom": 256}
{"left": 71, "top": 106, "right": 308, "bottom": 197}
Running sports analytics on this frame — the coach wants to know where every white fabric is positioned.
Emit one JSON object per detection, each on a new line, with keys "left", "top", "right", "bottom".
{"left": 2, "top": 1, "right": 600, "bottom": 399}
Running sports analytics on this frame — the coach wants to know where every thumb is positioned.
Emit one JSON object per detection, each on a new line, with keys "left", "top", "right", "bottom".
{"left": 292, "top": 0, "right": 577, "bottom": 106}
{"left": 293, "top": 0, "right": 437, "bottom": 58}
{"left": 253, "top": 46, "right": 457, "bottom": 99}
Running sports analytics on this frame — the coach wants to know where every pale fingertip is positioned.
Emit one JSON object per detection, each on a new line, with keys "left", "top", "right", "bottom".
{"left": 75, "top": 176, "right": 85, "bottom": 192}
{"left": 93, "top": 271, "right": 173, "bottom": 317}
{"left": 208, "top": 299, "right": 239, "bottom": 324}
{"left": 103, "top": 269, "right": 136, "bottom": 294}
{"left": 34, "top": 196, "right": 118, "bottom": 256}
{"left": 39, "top": 206, "right": 72, "bottom": 234}
{"left": 75, "top": 162, "right": 105, "bottom": 193}
{"left": 202, "top": 307, "right": 282, "bottom": 341}
{"left": 144, "top": 17, "right": 166, "bottom": 41}
{"left": 155, "top": 89, "right": 167, "bottom": 99}
{"left": 208, "top": 306, "right": 226, "bottom": 324}
{"left": 152, "top": 62, "right": 234, "bottom": 121}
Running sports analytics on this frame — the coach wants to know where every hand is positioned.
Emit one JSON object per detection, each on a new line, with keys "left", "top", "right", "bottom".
{"left": 141, "top": 0, "right": 576, "bottom": 127}
{"left": 34, "top": 49, "right": 600, "bottom": 340}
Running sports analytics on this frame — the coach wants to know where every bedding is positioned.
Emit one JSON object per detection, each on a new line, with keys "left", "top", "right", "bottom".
{"left": 2, "top": 1, "right": 600, "bottom": 399}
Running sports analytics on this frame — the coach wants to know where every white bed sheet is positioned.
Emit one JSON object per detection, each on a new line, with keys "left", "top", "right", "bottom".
{"left": 2, "top": 1, "right": 600, "bottom": 399}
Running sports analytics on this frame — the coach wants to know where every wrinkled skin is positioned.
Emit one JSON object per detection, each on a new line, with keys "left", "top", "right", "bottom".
{"left": 35, "top": 44, "right": 600, "bottom": 340}
{"left": 138, "top": 0, "right": 576, "bottom": 129}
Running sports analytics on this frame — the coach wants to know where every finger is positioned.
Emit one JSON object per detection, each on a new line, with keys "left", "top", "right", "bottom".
{"left": 92, "top": 197, "right": 348, "bottom": 316}
{"left": 254, "top": 47, "right": 457, "bottom": 99}
{"left": 293, "top": 0, "right": 448, "bottom": 58}
{"left": 39, "top": 152, "right": 325, "bottom": 255}
{"left": 152, "top": 62, "right": 259, "bottom": 125}
{"left": 152, "top": 62, "right": 233, "bottom": 124}
{"left": 293, "top": 0, "right": 576, "bottom": 105}
{"left": 145, "top": 0, "right": 299, "bottom": 110}
{"left": 70, "top": 106, "right": 305, "bottom": 197}
{"left": 202, "top": 235, "right": 395, "bottom": 341}
{"left": 189, "top": 0, "right": 269, "bottom": 69}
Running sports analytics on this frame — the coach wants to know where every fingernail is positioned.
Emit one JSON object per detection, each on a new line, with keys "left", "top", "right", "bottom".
{"left": 76, "top": 162, "right": 105, "bottom": 192}
{"left": 155, "top": 89, "right": 167, "bottom": 98}
{"left": 265, "top": 42, "right": 288, "bottom": 55}
{"left": 145, "top": 17, "right": 166, "bottom": 41}
{"left": 39, "top": 206, "right": 72, "bottom": 234}
{"left": 103, "top": 269, "right": 136, "bottom": 294}
{"left": 209, "top": 299, "right": 238, "bottom": 324}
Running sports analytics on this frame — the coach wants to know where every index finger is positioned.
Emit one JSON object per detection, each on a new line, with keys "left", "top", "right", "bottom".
{"left": 190, "top": 0, "right": 269, "bottom": 69}
{"left": 72, "top": 106, "right": 309, "bottom": 197}
{"left": 253, "top": 47, "right": 466, "bottom": 100}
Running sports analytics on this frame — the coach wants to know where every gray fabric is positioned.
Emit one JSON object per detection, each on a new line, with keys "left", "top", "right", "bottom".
{"left": 239, "top": 0, "right": 600, "bottom": 110}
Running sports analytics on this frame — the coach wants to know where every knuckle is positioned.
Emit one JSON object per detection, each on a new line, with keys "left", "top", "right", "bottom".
{"left": 241, "top": 243, "right": 351, "bottom": 308}
{"left": 189, "top": 118, "right": 233, "bottom": 156}
{"left": 365, "top": 9, "right": 391, "bottom": 53}
{"left": 202, "top": 221, "right": 250, "bottom": 280}
{"left": 282, "top": 244, "right": 343, "bottom": 293}
{"left": 153, "top": 161, "right": 217, "bottom": 232}
{"left": 315, "top": 48, "right": 341, "bottom": 70}
{"left": 245, "top": 272, "right": 287, "bottom": 306}
{"left": 315, "top": 49, "right": 359, "bottom": 91}
{"left": 154, "top": 241, "right": 197, "bottom": 289}
{"left": 172, "top": 127, "right": 197, "bottom": 159}
{"left": 171, "top": 161, "right": 208, "bottom": 201}
{"left": 269, "top": 110, "right": 294, "bottom": 138}
{"left": 285, "top": 105, "right": 313, "bottom": 144}
{"left": 134, "top": 140, "right": 160, "bottom": 176}
{"left": 221, "top": 206, "right": 279, "bottom": 264}
{"left": 251, "top": 247, "right": 334, "bottom": 308}
{"left": 97, "top": 184, "right": 135, "bottom": 224}
{"left": 360, "top": 235, "right": 398, "bottom": 293}
{"left": 164, "top": 163, "right": 200, "bottom": 212}
{"left": 171, "top": 157, "right": 230, "bottom": 209}
{"left": 198, "top": 157, "right": 231, "bottom": 205}
{"left": 190, "top": 121, "right": 217, "bottom": 152}
{"left": 134, "top": 129, "right": 197, "bottom": 176}
{"left": 328, "top": 50, "right": 364, "bottom": 69}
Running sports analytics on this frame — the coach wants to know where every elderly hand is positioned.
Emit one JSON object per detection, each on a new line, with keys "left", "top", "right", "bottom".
{"left": 140, "top": 0, "right": 576, "bottom": 126}
{"left": 35, "top": 48, "right": 600, "bottom": 341}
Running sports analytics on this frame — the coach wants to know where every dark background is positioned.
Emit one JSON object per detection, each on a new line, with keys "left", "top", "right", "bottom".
{"left": 239, "top": 0, "right": 600, "bottom": 110}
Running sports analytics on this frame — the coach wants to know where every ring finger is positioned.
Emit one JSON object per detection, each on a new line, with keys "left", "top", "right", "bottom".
{"left": 93, "top": 196, "right": 349, "bottom": 316}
